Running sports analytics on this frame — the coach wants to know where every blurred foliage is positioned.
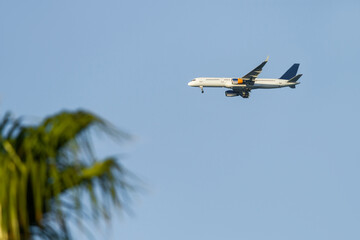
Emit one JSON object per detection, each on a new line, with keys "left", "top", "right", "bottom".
{"left": 0, "top": 110, "right": 133, "bottom": 239}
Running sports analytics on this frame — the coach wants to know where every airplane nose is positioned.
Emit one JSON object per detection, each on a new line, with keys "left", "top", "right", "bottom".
{"left": 188, "top": 81, "right": 193, "bottom": 86}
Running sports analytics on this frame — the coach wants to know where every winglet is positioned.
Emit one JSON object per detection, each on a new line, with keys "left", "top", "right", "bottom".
{"left": 265, "top": 56, "right": 269, "bottom": 62}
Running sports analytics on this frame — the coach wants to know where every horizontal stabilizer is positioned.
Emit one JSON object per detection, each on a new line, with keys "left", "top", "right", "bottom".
{"left": 288, "top": 74, "right": 302, "bottom": 82}
{"left": 280, "top": 63, "right": 300, "bottom": 80}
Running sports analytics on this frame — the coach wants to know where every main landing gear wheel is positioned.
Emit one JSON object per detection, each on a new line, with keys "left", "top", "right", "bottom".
{"left": 241, "top": 91, "right": 250, "bottom": 98}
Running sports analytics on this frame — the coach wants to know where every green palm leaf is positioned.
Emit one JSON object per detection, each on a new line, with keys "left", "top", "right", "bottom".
{"left": 0, "top": 110, "right": 134, "bottom": 239}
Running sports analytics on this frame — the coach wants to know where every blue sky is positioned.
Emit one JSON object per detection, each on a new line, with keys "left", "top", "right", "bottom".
{"left": 1, "top": 0, "right": 360, "bottom": 239}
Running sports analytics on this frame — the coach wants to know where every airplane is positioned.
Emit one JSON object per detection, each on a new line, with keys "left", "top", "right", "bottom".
{"left": 188, "top": 57, "right": 302, "bottom": 98}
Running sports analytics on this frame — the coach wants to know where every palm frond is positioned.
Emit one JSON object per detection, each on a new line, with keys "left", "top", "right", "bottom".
{"left": 0, "top": 110, "right": 134, "bottom": 239}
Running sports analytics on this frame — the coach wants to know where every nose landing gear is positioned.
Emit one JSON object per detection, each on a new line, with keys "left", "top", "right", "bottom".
{"left": 200, "top": 86, "right": 204, "bottom": 93}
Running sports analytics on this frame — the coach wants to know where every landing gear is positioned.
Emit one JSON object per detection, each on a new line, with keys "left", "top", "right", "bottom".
{"left": 241, "top": 90, "right": 250, "bottom": 98}
{"left": 200, "top": 86, "right": 204, "bottom": 93}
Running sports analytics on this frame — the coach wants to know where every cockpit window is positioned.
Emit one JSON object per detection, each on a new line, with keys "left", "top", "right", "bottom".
{"left": 192, "top": 79, "right": 196, "bottom": 81}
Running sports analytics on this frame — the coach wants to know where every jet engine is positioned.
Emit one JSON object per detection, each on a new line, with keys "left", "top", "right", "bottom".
{"left": 225, "top": 90, "right": 239, "bottom": 97}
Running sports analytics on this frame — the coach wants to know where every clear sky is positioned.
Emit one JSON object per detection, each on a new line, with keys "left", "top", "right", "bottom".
{"left": 1, "top": 0, "right": 360, "bottom": 239}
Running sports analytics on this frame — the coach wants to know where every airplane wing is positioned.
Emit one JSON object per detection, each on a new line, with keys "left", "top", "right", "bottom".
{"left": 242, "top": 56, "right": 269, "bottom": 80}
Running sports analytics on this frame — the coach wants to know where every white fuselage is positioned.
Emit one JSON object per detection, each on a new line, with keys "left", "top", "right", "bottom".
{"left": 188, "top": 77, "right": 299, "bottom": 89}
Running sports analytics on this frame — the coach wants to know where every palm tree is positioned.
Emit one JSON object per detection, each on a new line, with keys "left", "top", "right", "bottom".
{"left": 0, "top": 110, "right": 133, "bottom": 239}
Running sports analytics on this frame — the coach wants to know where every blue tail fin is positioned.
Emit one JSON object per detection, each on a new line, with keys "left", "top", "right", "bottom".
{"left": 280, "top": 64, "right": 300, "bottom": 80}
